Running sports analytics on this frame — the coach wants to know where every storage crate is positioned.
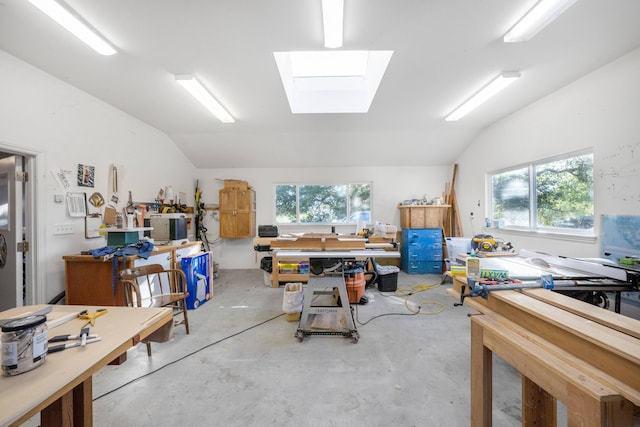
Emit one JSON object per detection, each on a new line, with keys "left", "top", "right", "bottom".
{"left": 377, "top": 272, "right": 398, "bottom": 292}
{"left": 373, "top": 224, "right": 398, "bottom": 239}
{"left": 278, "top": 263, "right": 299, "bottom": 273}
{"left": 445, "top": 237, "right": 472, "bottom": 266}
{"left": 298, "top": 262, "right": 310, "bottom": 274}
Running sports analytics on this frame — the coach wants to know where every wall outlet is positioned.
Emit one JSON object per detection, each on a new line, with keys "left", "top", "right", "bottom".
{"left": 54, "top": 223, "right": 74, "bottom": 235}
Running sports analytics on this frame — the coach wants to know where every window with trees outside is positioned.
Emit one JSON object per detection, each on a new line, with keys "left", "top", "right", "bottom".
{"left": 490, "top": 151, "right": 594, "bottom": 234}
{"left": 275, "top": 183, "right": 371, "bottom": 224}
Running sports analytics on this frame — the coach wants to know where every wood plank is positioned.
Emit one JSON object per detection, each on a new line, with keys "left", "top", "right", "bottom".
{"left": 450, "top": 188, "right": 463, "bottom": 237}
{"left": 523, "top": 288, "right": 640, "bottom": 339}
{"left": 451, "top": 277, "right": 640, "bottom": 367}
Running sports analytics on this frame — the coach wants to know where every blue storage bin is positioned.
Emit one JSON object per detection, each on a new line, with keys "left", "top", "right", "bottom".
{"left": 181, "top": 252, "right": 211, "bottom": 309}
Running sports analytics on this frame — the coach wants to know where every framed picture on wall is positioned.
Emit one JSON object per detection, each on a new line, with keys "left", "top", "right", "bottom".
{"left": 78, "top": 164, "right": 95, "bottom": 187}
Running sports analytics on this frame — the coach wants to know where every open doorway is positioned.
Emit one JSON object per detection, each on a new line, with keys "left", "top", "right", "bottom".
{"left": 0, "top": 146, "right": 38, "bottom": 311}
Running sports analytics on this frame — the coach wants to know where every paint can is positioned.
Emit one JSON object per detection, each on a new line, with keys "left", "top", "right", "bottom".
{"left": 1, "top": 315, "right": 48, "bottom": 376}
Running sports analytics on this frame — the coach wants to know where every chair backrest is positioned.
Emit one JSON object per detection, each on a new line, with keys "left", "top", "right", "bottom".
{"left": 120, "top": 264, "right": 187, "bottom": 307}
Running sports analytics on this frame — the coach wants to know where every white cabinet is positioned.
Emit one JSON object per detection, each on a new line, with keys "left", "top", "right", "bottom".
{"left": 134, "top": 251, "right": 172, "bottom": 269}
{"left": 174, "top": 244, "right": 202, "bottom": 268}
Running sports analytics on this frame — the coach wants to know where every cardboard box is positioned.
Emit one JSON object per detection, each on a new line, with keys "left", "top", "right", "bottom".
{"left": 181, "top": 252, "right": 211, "bottom": 309}
{"left": 285, "top": 312, "right": 300, "bottom": 322}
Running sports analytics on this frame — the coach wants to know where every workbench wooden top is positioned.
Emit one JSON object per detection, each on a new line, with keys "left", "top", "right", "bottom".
{"left": 0, "top": 304, "right": 173, "bottom": 426}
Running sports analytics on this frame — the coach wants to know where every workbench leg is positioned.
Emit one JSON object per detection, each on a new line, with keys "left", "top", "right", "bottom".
{"left": 522, "top": 375, "right": 556, "bottom": 427}
{"left": 41, "top": 390, "right": 73, "bottom": 427}
{"left": 566, "top": 389, "right": 633, "bottom": 427}
{"left": 73, "top": 377, "right": 93, "bottom": 426}
{"left": 41, "top": 377, "right": 93, "bottom": 427}
{"left": 471, "top": 318, "right": 492, "bottom": 427}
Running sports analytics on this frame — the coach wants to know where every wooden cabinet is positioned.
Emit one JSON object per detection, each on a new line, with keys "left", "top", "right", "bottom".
{"left": 219, "top": 188, "right": 256, "bottom": 238}
{"left": 63, "top": 242, "right": 202, "bottom": 306}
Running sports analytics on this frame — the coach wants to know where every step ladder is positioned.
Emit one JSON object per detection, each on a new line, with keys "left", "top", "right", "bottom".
{"left": 295, "top": 272, "right": 359, "bottom": 343}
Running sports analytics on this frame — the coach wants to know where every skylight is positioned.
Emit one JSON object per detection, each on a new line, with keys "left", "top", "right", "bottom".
{"left": 290, "top": 51, "right": 368, "bottom": 77}
{"left": 274, "top": 50, "right": 393, "bottom": 114}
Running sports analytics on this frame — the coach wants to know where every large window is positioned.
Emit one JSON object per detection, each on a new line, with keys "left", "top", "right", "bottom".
{"left": 275, "top": 183, "right": 371, "bottom": 224}
{"left": 490, "top": 151, "right": 594, "bottom": 233}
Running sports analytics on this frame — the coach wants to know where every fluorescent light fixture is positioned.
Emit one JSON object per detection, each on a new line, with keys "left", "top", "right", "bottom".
{"left": 175, "top": 74, "right": 235, "bottom": 123}
{"left": 504, "top": 0, "right": 578, "bottom": 43}
{"left": 445, "top": 72, "right": 521, "bottom": 122}
{"left": 274, "top": 50, "right": 393, "bottom": 114}
{"left": 322, "top": 0, "right": 344, "bottom": 48}
{"left": 27, "top": 0, "right": 116, "bottom": 55}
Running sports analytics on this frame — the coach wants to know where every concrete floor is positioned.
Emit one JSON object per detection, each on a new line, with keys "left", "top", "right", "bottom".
{"left": 80, "top": 269, "right": 529, "bottom": 427}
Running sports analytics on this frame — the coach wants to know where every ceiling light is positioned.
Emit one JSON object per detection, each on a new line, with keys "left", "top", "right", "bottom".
{"left": 504, "top": 0, "right": 578, "bottom": 43}
{"left": 322, "top": 0, "right": 344, "bottom": 48}
{"left": 445, "top": 72, "right": 521, "bottom": 121}
{"left": 175, "top": 75, "right": 235, "bottom": 123}
{"left": 27, "top": 0, "right": 116, "bottom": 55}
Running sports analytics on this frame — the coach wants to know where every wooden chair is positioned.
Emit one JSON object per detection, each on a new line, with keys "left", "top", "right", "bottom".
{"left": 119, "top": 264, "right": 190, "bottom": 356}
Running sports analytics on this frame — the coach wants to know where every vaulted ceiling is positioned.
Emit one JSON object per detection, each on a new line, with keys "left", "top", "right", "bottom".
{"left": 1, "top": 0, "right": 640, "bottom": 168}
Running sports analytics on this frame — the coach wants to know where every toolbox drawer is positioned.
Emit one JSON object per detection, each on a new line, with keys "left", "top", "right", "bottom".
{"left": 402, "top": 261, "right": 443, "bottom": 275}
{"left": 402, "top": 228, "right": 442, "bottom": 242}
{"left": 404, "top": 249, "right": 443, "bottom": 262}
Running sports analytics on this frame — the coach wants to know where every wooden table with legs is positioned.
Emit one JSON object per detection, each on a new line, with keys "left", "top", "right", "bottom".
{"left": 449, "top": 277, "right": 640, "bottom": 426}
{"left": 0, "top": 304, "right": 173, "bottom": 427}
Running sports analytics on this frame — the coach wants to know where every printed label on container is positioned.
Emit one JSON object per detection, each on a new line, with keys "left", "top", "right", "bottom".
{"left": 32, "top": 332, "right": 48, "bottom": 360}
{"left": 2, "top": 341, "right": 18, "bottom": 366}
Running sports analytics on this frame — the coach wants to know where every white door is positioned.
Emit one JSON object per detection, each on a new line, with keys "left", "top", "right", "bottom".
{"left": 0, "top": 155, "right": 23, "bottom": 311}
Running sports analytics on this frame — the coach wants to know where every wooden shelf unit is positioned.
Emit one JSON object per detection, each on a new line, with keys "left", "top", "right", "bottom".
{"left": 398, "top": 204, "right": 450, "bottom": 229}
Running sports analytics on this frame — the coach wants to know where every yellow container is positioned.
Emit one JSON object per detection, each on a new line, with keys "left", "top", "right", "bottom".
{"left": 450, "top": 266, "right": 466, "bottom": 276}
{"left": 466, "top": 257, "right": 480, "bottom": 278}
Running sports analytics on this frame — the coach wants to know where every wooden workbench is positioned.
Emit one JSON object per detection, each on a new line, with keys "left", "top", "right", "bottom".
{"left": 0, "top": 304, "right": 173, "bottom": 427}
{"left": 254, "top": 235, "right": 399, "bottom": 287}
{"left": 448, "top": 277, "right": 640, "bottom": 426}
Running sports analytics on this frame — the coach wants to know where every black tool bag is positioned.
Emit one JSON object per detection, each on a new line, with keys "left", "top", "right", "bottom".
{"left": 260, "top": 256, "right": 273, "bottom": 273}
{"left": 258, "top": 225, "right": 278, "bottom": 237}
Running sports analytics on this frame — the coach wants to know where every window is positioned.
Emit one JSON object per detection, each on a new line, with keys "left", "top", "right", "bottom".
{"left": 490, "top": 151, "right": 593, "bottom": 233}
{"left": 275, "top": 183, "right": 371, "bottom": 224}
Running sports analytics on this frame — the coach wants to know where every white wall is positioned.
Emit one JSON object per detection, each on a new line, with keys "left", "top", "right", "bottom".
{"left": 0, "top": 50, "right": 196, "bottom": 303}
{"left": 196, "top": 166, "right": 450, "bottom": 268}
{"left": 455, "top": 47, "right": 640, "bottom": 258}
